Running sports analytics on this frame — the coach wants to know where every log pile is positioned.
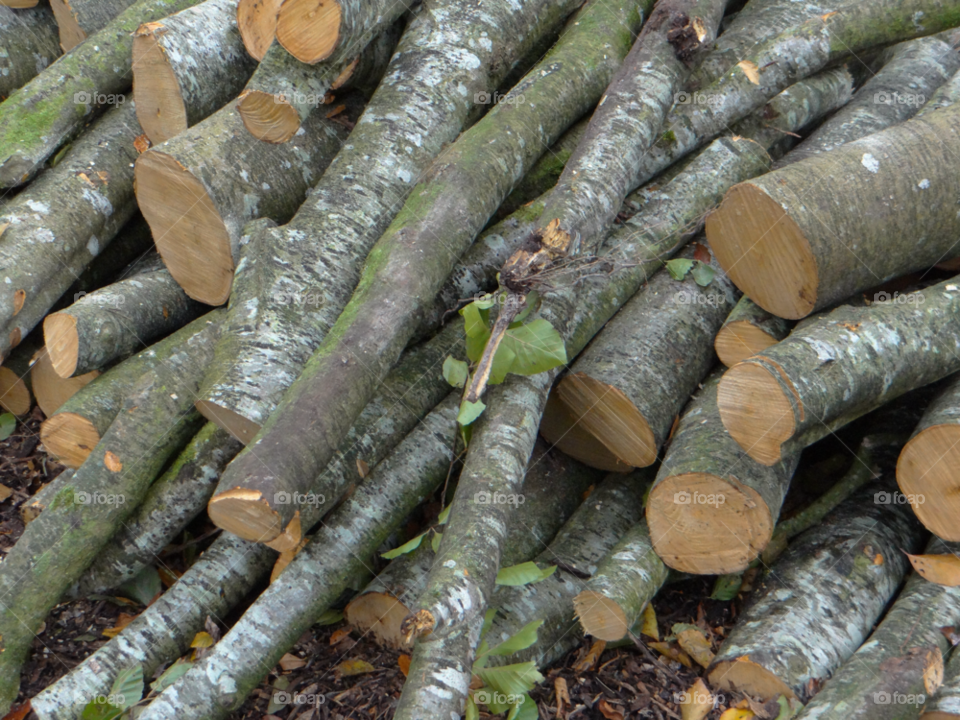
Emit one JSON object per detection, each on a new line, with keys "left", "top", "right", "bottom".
{"left": 2, "top": 0, "right": 960, "bottom": 718}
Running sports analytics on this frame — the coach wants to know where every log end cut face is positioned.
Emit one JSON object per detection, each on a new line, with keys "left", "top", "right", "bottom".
{"left": 236, "top": 91, "right": 301, "bottom": 144}
{"left": 208, "top": 487, "right": 284, "bottom": 542}
{"left": 715, "top": 321, "right": 780, "bottom": 368}
{"left": 135, "top": 151, "right": 234, "bottom": 306}
{"left": 539, "top": 392, "right": 634, "bottom": 473}
{"left": 646, "top": 472, "right": 774, "bottom": 574}
{"left": 707, "top": 183, "right": 818, "bottom": 320}
{"left": 49, "top": 0, "right": 86, "bottom": 52}
{"left": 31, "top": 352, "right": 99, "bottom": 420}
{"left": 43, "top": 313, "right": 80, "bottom": 379}
{"left": 40, "top": 412, "right": 100, "bottom": 469}
{"left": 133, "top": 27, "right": 190, "bottom": 144}
{"left": 237, "top": 0, "right": 284, "bottom": 61}
{"left": 573, "top": 590, "right": 630, "bottom": 642}
{"left": 717, "top": 362, "right": 796, "bottom": 466}
{"left": 707, "top": 656, "right": 796, "bottom": 703}
{"left": 898, "top": 425, "right": 960, "bottom": 541}
{"left": 0, "top": 367, "right": 31, "bottom": 415}
{"left": 344, "top": 592, "right": 412, "bottom": 648}
{"left": 556, "top": 373, "right": 657, "bottom": 468}
{"left": 276, "top": 0, "right": 343, "bottom": 64}
{"left": 196, "top": 399, "right": 260, "bottom": 446}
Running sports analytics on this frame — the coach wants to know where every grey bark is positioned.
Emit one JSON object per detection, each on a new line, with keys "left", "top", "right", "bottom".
{"left": 0, "top": 4, "right": 60, "bottom": 99}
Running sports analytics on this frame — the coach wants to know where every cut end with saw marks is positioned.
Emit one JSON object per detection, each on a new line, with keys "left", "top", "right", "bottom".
{"left": 0, "top": 367, "right": 30, "bottom": 415}
{"left": 196, "top": 399, "right": 261, "bottom": 446}
{"left": 539, "top": 392, "right": 633, "bottom": 473}
{"left": 31, "top": 349, "right": 99, "bottom": 419}
{"left": 898, "top": 425, "right": 960, "bottom": 542}
{"left": 208, "top": 487, "right": 284, "bottom": 542}
{"left": 573, "top": 591, "right": 631, "bottom": 642}
{"left": 715, "top": 321, "right": 781, "bottom": 368}
{"left": 40, "top": 412, "right": 100, "bottom": 469}
{"left": 344, "top": 592, "right": 412, "bottom": 648}
{"left": 43, "top": 313, "right": 80, "bottom": 379}
{"left": 276, "top": 0, "right": 343, "bottom": 64}
{"left": 133, "top": 23, "right": 190, "bottom": 144}
{"left": 708, "top": 657, "right": 797, "bottom": 704}
{"left": 237, "top": 0, "right": 283, "bottom": 60}
{"left": 236, "top": 90, "right": 301, "bottom": 143}
{"left": 717, "top": 362, "right": 797, "bottom": 466}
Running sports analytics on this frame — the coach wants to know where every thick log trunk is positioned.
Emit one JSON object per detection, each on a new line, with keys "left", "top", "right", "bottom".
{"left": 898, "top": 373, "right": 960, "bottom": 541}
{"left": 40, "top": 311, "right": 224, "bottom": 468}
{"left": 718, "top": 279, "right": 960, "bottom": 466}
{"left": 0, "top": 4, "right": 60, "bottom": 99}
{"left": 0, "top": 313, "right": 221, "bottom": 714}
{"left": 132, "top": 0, "right": 258, "bottom": 143}
{"left": 795, "top": 536, "right": 960, "bottom": 720}
{"left": 573, "top": 519, "right": 668, "bottom": 642}
{"left": 0, "top": 0, "right": 204, "bottom": 188}
{"left": 773, "top": 35, "right": 960, "bottom": 166}
{"left": 707, "top": 480, "right": 926, "bottom": 703}
{"left": 276, "top": 0, "right": 407, "bottom": 65}
{"left": 203, "top": 0, "right": 624, "bottom": 541}
{"left": 0, "top": 99, "right": 142, "bottom": 361}
{"left": 72, "top": 423, "right": 242, "bottom": 596}
{"left": 49, "top": 0, "right": 136, "bottom": 51}
{"left": 646, "top": 369, "right": 800, "bottom": 574}
{"left": 236, "top": 0, "right": 280, "bottom": 60}
{"left": 43, "top": 254, "right": 204, "bottom": 378}
{"left": 554, "top": 244, "right": 738, "bottom": 469}
{"left": 137, "top": 398, "right": 460, "bottom": 720}
{"left": 29, "top": 348, "right": 99, "bottom": 417}
{"left": 715, "top": 296, "right": 791, "bottom": 368}
{"left": 135, "top": 95, "right": 358, "bottom": 305}
{"left": 344, "top": 442, "right": 601, "bottom": 646}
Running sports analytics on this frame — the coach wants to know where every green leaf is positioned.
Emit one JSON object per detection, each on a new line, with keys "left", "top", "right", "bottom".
{"left": 381, "top": 532, "right": 426, "bottom": 559}
{"left": 458, "top": 399, "right": 486, "bottom": 426}
{"left": 496, "top": 562, "right": 557, "bottom": 586}
{"left": 150, "top": 660, "right": 193, "bottom": 693}
{"left": 485, "top": 619, "right": 544, "bottom": 657}
{"left": 691, "top": 261, "right": 716, "bottom": 287}
{"left": 437, "top": 505, "right": 451, "bottom": 525}
{"left": 666, "top": 258, "right": 694, "bottom": 280}
{"left": 110, "top": 665, "right": 144, "bottom": 710}
{"left": 710, "top": 573, "right": 743, "bottom": 601}
{"left": 465, "top": 696, "right": 480, "bottom": 720}
{"left": 474, "top": 293, "right": 500, "bottom": 310}
{"left": 488, "top": 344, "right": 516, "bottom": 385}
{"left": 430, "top": 530, "right": 442, "bottom": 553}
{"left": 117, "top": 566, "right": 161, "bottom": 606}
{"left": 513, "top": 290, "right": 540, "bottom": 324}
{"left": 478, "top": 661, "right": 544, "bottom": 697}
{"left": 501, "top": 319, "right": 566, "bottom": 376}
{"left": 775, "top": 694, "right": 803, "bottom": 719}
{"left": 509, "top": 695, "right": 538, "bottom": 720}
{"left": 442, "top": 356, "right": 469, "bottom": 388}
{"left": 466, "top": 329, "right": 490, "bottom": 363}
{"left": 315, "top": 608, "right": 343, "bottom": 626}
{"left": 81, "top": 699, "right": 124, "bottom": 720}
{"left": 0, "top": 413, "right": 15, "bottom": 441}
{"left": 461, "top": 303, "right": 489, "bottom": 338}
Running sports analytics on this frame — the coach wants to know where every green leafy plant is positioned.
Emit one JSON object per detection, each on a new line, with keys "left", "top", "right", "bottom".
{"left": 466, "top": 613, "right": 545, "bottom": 720}
{"left": 381, "top": 505, "right": 451, "bottom": 560}
{"left": 81, "top": 666, "right": 143, "bottom": 720}
{"left": 495, "top": 561, "right": 557, "bottom": 586}
{"left": 665, "top": 257, "right": 715, "bottom": 287}
{"left": 0, "top": 413, "right": 16, "bottom": 441}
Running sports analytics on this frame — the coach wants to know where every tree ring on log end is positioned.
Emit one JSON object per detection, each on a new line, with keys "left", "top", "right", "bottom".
{"left": 718, "top": 362, "right": 796, "bottom": 466}
{"left": 276, "top": 0, "right": 343, "bottom": 64}
{"left": 208, "top": 488, "right": 283, "bottom": 542}
{"left": 196, "top": 400, "right": 260, "bottom": 446}
{"left": 43, "top": 313, "right": 80, "bottom": 379}
{"left": 236, "top": 91, "right": 301, "bottom": 144}
{"left": 539, "top": 392, "right": 633, "bottom": 473}
{"left": 572, "top": 591, "right": 630, "bottom": 642}
{"left": 40, "top": 412, "right": 100, "bottom": 469}
{"left": 344, "top": 592, "right": 411, "bottom": 648}
{"left": 708, "top": 657, "right": 796, "bottom": 703}
{"left": 898, "top": 425, "right": 960, "bottom": 541}
{"left": 715, "top": 321, "right": 780, "bottom": 368}
{"left": 133, "top": 28, "right": 190, "bottom": 144}
{"left": 0, "top": 367, "right": 30, "bottom": 415}
{"left": 237, "top": 0, "right": 283, "bottom": 61}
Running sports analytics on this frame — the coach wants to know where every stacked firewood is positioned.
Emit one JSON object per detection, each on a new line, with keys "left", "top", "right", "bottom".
{"left": 2, "top": 0, "right": 960, "bottom": 718}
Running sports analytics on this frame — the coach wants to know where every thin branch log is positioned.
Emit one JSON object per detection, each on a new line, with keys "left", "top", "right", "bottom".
{"left": 715, "top": 296, "right": 791, "bottom": 368}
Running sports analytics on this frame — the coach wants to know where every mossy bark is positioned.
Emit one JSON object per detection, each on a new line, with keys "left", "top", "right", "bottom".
{"left": 0, "top": 313, "right": 220, "bottom": 714}
{"left": 795, "top": 536, "right": 960, "bottom": 720}
{"left": 206, "top": 0, "right": 639, "bottom": 541}
{"left": 0, "top": 99, "right": 142, "bottom": 361}
{"left": 707, "top": 480, "right": 926, "bottom": 704}
{"left": 0, "top": 4, "right": 60, "bottom": 99}
{"left": 0, "top": 0, "right": 204, "bottom": 187}
{"left": 72, "top": 423, "right": 242, "bottom": 596}
{"left": 50, "top": 0, "right": 137, "bottom": 51}
{"left": 137, "top": 398, "right": 460, "bottom": 720}
{"left": 715, "top": 296, "right": 792, "bottom": 368}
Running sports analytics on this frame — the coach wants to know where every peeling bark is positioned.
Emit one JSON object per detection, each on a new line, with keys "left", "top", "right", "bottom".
{"left": 0, "top": 4, "right": 60, "bottom": 99}
{"left": 715, "top": 296, "right": 792, "bottom": 368}
{"left": 49, "top": 0, "right": 136, "bottom": 51}
{"left": 133, "top": 0, "right": 258, "bottom": 143}
{"left": 707, "top": 480, "right": 926, "bottom": 703}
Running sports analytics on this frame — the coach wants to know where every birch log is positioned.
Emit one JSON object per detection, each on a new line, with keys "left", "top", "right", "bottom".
{"left": 0, "top": 4, "right": 60, "bottom": 99}
{"left": 49, "top": 0, "right": 136, "bottom": 51}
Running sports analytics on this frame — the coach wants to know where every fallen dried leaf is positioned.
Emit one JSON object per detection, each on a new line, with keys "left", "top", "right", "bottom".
{"left": 681, "top": 679, "right": 712, "bottom": 720}
{"left": 941, "top": 625, "right": 960, "bottom": 646}
{"left": 737, "top": 60, "right": 761, "bottom": 85}
{"left": 598, "top": 698, "right": 624, "bottom": 720}
{"left": 190, "top": 631, "right": 215, "bottom": 648}
{"left": 335, "top": 658, "right": 376, "bottom": 677}
{"left": 718, "top": 709, "right": 755, "bottom": 720}
{"left": 133, "top": 134, "right": 152, "bottom": 153}
{"left": 648, "top": 641, "right": 693, "bottom": 668}
{"left": 0, "top": 485, "right": 12, "bottom": 503}
{"left": 398, "top": 654, "right": 411, "bottom": 677}
{"left": 326, "top": 104, "right": 347, "bottom": 119}
{"left": 102, "top": 612, "right": 138, "bottom": 638}
{"left": 12, "top": 290, "right": 25, "bottom": 316}
{"left": 356, "top": 458, "right": 369, "bottom": 478}
{"left": 575, "top": 639, "right": 606, "bottom": 670}
{"left": 924, "top": 647, "right": 944, "bottom": 695}
{"left": 329, "top": 626, "right": 352, "bottom": 645}
{"left": 1, "top": 700, "right": 31, "bottom": 720}
{"left": 279, "top": 652, "right": 306, "bottom": 671}
{"left": 905, "top": 552, "right": 960, "bottom": 586}
{"left": 555, "top": 676, "right": 570, "bottom": 717}
{"left": 677, "top": 627, "right": 715, "bottom": 668}
{"left": 641, "top": 603, "right": 659, "bottom": 640}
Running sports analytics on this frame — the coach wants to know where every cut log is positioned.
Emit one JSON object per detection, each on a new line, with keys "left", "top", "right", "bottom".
{"left": 49, "top": 0, "right": 136, "bottom": 51}
{"left": 72, "top": 423, "right": 242, "bottom": 596}
{"left": 540, "top": 391, "right": 634, "bottom": 473}
{"left": 344, "top": 441, "right": 601, "bottom": 646}
{"left": 926, "top": 644, "right": 960, "bottom": 719}
{"left": 0, "top": 0, "right": 204, "bottom": 188}
{"left": 202, "top": 0, "right": 616, "bottom": 540}
{"left": 135, "top": 398, "right": 460, "bottom": 720}
{"left": 44, "top": 254, "right": 204, "bottom": 378}
{"left": 0, "top": 331, "right": 40, "bottom": 415}
{"left": 236, "top": 17, "right": 401, "bottom": 143}
{"left": 554, "top": 244, "right": 738, "bottom": 469}
{"left": 236, "top": 0, "right": 281, "bottom": 60}
{"left": 646, "top": 369, "right": 800, "bottom": 575}
{"left": 714, "top": 297, "right": 791, "bottom": 367}
{"left": 133, "top": 0, "right": 258, "bottom": 143}
{"left": 573, "top": 519, "right": 668, "bottom": 642}
{"left": 718, "top": 279, "right": 960, "bottom": 466}
{"left": 29, "top": 348, "right": 99, "bottom": 417}
{"left": 706, "top": 479, "right": 926, "bottom": 703}
{"left": 0, "top": 312, "right": 220, "bottom": 713}
{"left": 0, "top": 99, "right": 142, "bottom": 360}
{"left": 0, "top": 4, "right": 60, "bottom": 99}
{"left": 40, "top": 311, "right": 224, "bottom": 468}
{"left": 276, "top": 0, "right": 405, "bottom": 65}
{"left": 795, "top": 536, "right": 960, "bottom": 719}
{"left": 773, "top": 34, "right": 960, "bottom": 166}
{"left": 898, "top": 373, "right": 960, "bottom": 542}
{"left": 135, "top": 94, "right": 359, "bottom": 305}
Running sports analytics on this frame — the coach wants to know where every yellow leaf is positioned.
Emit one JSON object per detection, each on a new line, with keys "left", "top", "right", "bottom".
{"left": 737, "top": 60, "right": 760, "bottom": 85}
{"left": 335, "top": 658, "right": 376, "bottom": 677}
{"left": 575, "top": 639, "right": 606, "bottom": 671}
{"left": 329, "top": 627, "right": 352, "bottom": 645}
{"left": 398, "top": 654, "right": 411, "bottom": 677}
{"left": 906, "top": 552, "right": 960, "bottom": 586}
{"left": 719, "top": 709, "right": 755, "bottom": 720}
{"left": 641, "top": 603, "right": 659, "bottom": 640}
{"left": 278, "top": 653, "right": 306, "bottom": 671}
{"left": 0, "top": 484, "right": 12, "bottom": 502}
{"left": 677, "top": 628, "right": 715, "bottom": 668}
{"left": 821, "top": 11, "right": 838, "bottom": 20}
{"left": 190, "top": 631, "right": 215, "bottom": 648}
{"left": 648, "top": 641, "right": 693, "bottom": 668}
{"left": 680, "top": 678, "right": 713, "bottom": 720}
{"left": 102, "top": 612, "right": 137, "bottom": 638}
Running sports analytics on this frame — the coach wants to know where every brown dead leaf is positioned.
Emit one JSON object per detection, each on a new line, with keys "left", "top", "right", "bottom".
{"left": 335, "top": 658, "right": 376, "bottom": 677}
{"left": 133, "top": 134, "right": 151, "bottom": 153}
{"left": 0, "top": 485, "right": 12, "bottom": 503}
{"left": 582, "top": 485, "right": 595, "bottom": 501}
{"left": 398, "top": 654, "right": 411, "bottom": 677}
{"left": 681, "top": 679, "right": 712, "bottom": 720}
{"left": 924, "top": 647, "right": 944, "bottom": 695}
{"left": 821, "top": 11, "right": 838, "bottom": 20}
{"left": 598, "top": 699, "right": 624, "bottom": 720}
{"left": 555, "top": 676, "right": 570, "bottom": 717}
{"left": 102, "top": 612, "right": 138, "bottom": 638}
{"left": 905, "top": 552, "right": 960, "bottom": 586}
{"left": 158, "top": 566, "right": 180, "bottom": 588}
{"left": 325, "top": 104, "right": 346, "bottom": 119}
{"left": 279, "top": 652, "right": 306, "bottom": 671}
{"left": 648, "top": 641, "right": 693, "bottom": 668}
{"left": 692, "top": 241, "right": 712, "bottom": 264}
{"left": 737, "top": 60, "right": 761, "bottom": 85}
{"left": 12, "top": 290, "right": 25, "bottom": 316}
{"left": 103, "top": 450, "right": 123, "bottom": 472}
{"left": 356, "top": 458, "right": 369, "bottom": 478}
{"left": 641, "top": 603, "right": 659, "bottom": 640}
{"left": 1, "top": 700, "right": 32, "bottom": 720}
{"left": 941, "top": 626, "right": 960, "bottom": 646}
{"left": 874, "top": 553, "right": 884, "bottom": 565}
{"left": 575, "top": 639, "right": 606, "bottom": 671}
{"left": 329, "top": 626, "right": 352, "bottom": 645}
{"left": 677, "top": 627, "right": 715, "bottom": 668}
